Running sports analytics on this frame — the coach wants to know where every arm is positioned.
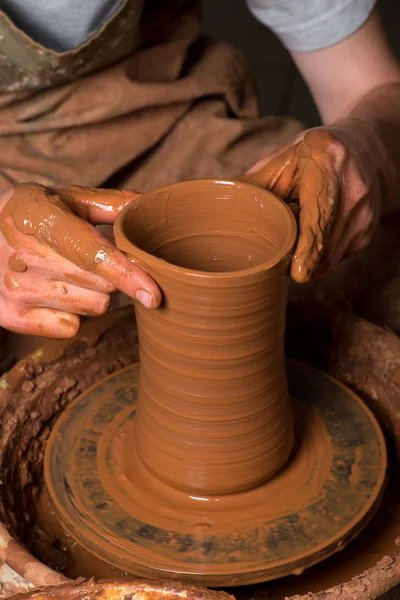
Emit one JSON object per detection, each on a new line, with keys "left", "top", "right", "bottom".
{"left": 243, "top": 7, "right": 400, "bottom": 281}
{"left": 292, "top": 10, "right": 400, "bottom": 219}
{"left": 291, "top": 9, "right": 400, "bottom": 124}
{"left": 291, "top": 10, "right": 400, "bottom": 216}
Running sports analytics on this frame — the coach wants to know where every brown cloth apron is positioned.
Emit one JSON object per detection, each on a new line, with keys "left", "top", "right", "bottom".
{"left": 0, "top": 0, "right": 303, "bottom": 365}
{"left": 0, "top": 0, "right": 303, "bottom": 193}
{"left": 2, "top": 0, "right": 399, "bottom": 369}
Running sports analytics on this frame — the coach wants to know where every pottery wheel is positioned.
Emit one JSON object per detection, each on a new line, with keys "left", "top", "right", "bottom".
{"left": 44, "top": 361, "right": 387, "bottom": 587}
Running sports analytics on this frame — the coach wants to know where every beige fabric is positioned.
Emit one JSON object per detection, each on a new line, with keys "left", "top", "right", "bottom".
{"left": 0, "top": 0, "right": 303, "bottom": 363}
{"left": 0, "top": 0, "right": 302, "bottom": 193}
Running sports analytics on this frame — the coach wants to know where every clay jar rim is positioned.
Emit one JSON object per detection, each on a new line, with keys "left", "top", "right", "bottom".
{"left": 114, "top": 179, "right": 297, "bottom": 279}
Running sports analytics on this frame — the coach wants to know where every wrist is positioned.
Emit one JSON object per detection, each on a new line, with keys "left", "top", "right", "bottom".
{"left": 328, "top": 114, "right": 399, "bottom": 217}
{"left": 346, "top": 83, "right": 400, "bottom": 215}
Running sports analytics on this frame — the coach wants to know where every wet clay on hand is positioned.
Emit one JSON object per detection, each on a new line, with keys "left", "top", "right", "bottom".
{"left": 115, "top": 179, "right": 297, "bottom": 494}
{"left": 242, "top": 121, "right": 389, "bottom": 283}
{"left": 0, "top": 183, "right": 160, "bottom": 338}
{"left": 0, "top": 184, "right": 142, "bottom": 273}
{"left": 8, "top": 255, "right": 27, "bottom": 272}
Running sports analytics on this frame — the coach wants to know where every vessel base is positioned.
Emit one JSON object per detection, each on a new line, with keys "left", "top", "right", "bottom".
{"left": 44, "top": 361, "right": 387, "bottom": 587}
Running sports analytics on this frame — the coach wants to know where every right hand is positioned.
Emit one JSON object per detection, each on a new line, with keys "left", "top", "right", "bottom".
{"left": 0, "top": 183, "right": 161, "bottom": 338}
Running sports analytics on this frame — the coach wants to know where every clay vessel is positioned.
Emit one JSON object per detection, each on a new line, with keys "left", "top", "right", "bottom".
{"left": 114, "top": 179, "right": 296, "bottom": 495}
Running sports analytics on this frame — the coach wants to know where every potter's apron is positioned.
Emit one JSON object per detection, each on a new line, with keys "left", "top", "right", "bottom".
{"left": 0, "top": 0, "right": 303, "bottom": 193}
{"left": 0, "top": 0, "right": 305, "bottom": 368}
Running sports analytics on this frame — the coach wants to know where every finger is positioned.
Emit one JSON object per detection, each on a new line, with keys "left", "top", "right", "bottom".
{"left": 10, "top": 244, "right": 116, "bottom": 294}
{"left": 1, "top": 304, "right": 80, "bottom": 338}
{"left": 8, "top": 201, "right": 160, "bottom": 307}
{"left": 3, "top": 273, "right": 111, "bottom": 316}
{"left": 312, "top": 233, "right": 358, "bottom": 279}
{"left": 314, "top": 197, "right": 377, "bottom": 275}
{"left": 241, "top": 145, "right": 300, "bottom": 200}
{"left": 54, "top": 223, "right": 160, "bottom": 307}
{"left": 240, "top": 131, "right": 308, "bottom": 181}
{"left": 61, "top": 268, "right": 116, "bottom": 293}
{"left": 290, "top": 160, "right": 340, "bottom": 283}
{"left": 241, "top": 143, "right": 294, "bottom": 180}
{"left": 54, "top": 186, "right": 141, "bottom": 224}
{"left": 38, "top": 285, "right": 111, "bottom": 316}
{"left": 94, "top": 245, "right": 161, "bottom": 308}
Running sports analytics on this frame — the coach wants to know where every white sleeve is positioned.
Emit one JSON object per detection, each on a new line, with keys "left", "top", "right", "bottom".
{"left": 246, "top": 0, "right": 376, "bottom": 52}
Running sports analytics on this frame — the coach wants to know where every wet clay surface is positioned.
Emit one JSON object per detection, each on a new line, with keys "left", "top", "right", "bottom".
{"left": 0, "top": 307, "right": 398, "bottom": 598}
{"left": 43, "top": 360, "right": 386, "bottom": 585}
{"left": 0, "top": 184, "right": 131, "bottom": 272}
{"left": 32, "top": 462, "right": 399, "bottom": 596}
{"left": 8, "top": 255, "right": 27, "bottom": 273}
{"left": 0, "top": 308, "right": 139, "bottom": 587}
{"left": 114, "top": 180, "right": 297, "bottom": 495}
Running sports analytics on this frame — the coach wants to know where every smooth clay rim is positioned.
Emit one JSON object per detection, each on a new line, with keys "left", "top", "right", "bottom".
{"left": 114, "top": 179, "right": 297, "bottom": 279}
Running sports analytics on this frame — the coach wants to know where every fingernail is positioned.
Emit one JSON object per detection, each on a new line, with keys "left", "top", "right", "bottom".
{"left": 135, "top": 289, "right": 154, "bottom": 308}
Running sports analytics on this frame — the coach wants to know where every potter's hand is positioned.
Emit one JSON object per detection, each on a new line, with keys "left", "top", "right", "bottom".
{"left": 0, "top": 183, "right": 161, "bottom": 338}
{"left": 242, "top": 119, "right": 393, "bottom": 283}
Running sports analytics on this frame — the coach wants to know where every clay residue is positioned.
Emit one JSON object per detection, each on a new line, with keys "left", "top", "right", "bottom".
{"left": 8, "top": 255, "right": 27, "bottom": 273}
{"left": 31, "top": 478, "right": 400, "bottom": 592}
{"left": 33, "top": 486, "right": 134, "bottom": 581}
{"left": 0, "top": 308, "right": 139, "bottom": 587}
{"left": 9, "top": 579, "right": 235, "bottom": 600}
{"left": 0, "top": 183, "right": 128, "bottom": 272}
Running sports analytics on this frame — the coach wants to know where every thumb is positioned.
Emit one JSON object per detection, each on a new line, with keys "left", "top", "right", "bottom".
{"left": 53, "top": 186, "right": 141, "bottom": 224}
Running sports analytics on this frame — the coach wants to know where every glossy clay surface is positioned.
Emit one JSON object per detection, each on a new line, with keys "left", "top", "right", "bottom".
{"left": 115, "top": 179, "right": 296, "bottom": 494}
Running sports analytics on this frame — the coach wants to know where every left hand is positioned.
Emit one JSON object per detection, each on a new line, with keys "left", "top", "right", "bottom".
{"left": 241, "top": 118, "right": 395, "bottom": 283}
{"left": 0, "top": 184, "right": 161, "bottom": 338}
